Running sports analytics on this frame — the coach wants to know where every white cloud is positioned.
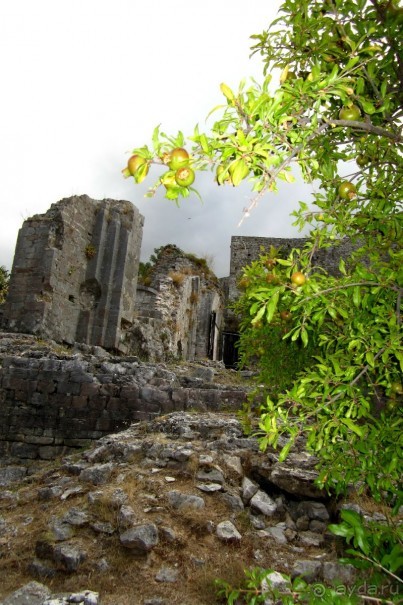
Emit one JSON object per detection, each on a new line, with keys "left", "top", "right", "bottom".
{"left": 0, "top": 0, "right": 314, "bottom": 277}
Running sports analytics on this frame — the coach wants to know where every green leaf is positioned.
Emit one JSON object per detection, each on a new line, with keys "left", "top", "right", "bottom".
{"left": 339, "top": 509, "right": 363, "bottom": 529}
{"left": 339, "top": 258, "right": 346, "bottom": 275}
{"left": 341, "top": 418, "right": 364, "bottom": 437}
{"left": 152, "top": 124, "right": 161, "bottom": 152}
{"left": 328, "top": 523, "right": 353, "bottom": 539}
{"left": 358, "top": 99, "right": 376, "bottom": 114}
{"left": 301, "top": 327, "right": 308, "bottom": 347}
{"left": 220, "top": 82, "right": 235, "bottom": 102}
{"left": 279, "top": 438, "right": 294, "bottom": 462}
{"left": 229, "top": 158, "right": 249, "bottom": 186}
{"left": 266, "top": 289, "right": 280, "bottom": 323}
{"left": 134, "top": 162, "right": 149, "bottom": 184}
{"left": 353, "top": 286, "right": 361, "bottom": 307}
{"left": 381, "top": 545, "right": 403, "bottom": 573}
{"left": 365, "top": 351, "right": 374, "bottom": 367}
{"left": 252, "top": 305, "right": 266, "bottom": 324}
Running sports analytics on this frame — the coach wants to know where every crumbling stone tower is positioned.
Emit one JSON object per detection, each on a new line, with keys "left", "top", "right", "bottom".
{"left": 2, "top": 195, "right": 143, "bottom": 350}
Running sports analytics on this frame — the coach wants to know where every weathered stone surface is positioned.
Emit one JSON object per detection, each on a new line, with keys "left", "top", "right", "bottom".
{"left": 196, "top": 483, "right": 222, "bottom": 493}
{"left": 259, "top": 526, "right": 288, "bottom": 544}
{"left": 42, "top": 590, "right": 99, "bottom": 605}
{"left": 0, "top": 344, "right": 249, "bottom": 459}
{"left": 252, "top": 452, "right": 326, "bottom": 499}
{"left": 242, "top": 476, "right": 259, "bottom": 504}
{"left": 0, "top": 465, "right": 27, "bottom": 486}
{"left": 216, "top": 521, "right": 241, "bottom": 541}
{"left": 291, "top": 560, "right": 322, "bottom": 582}
{"left": 250, "top": 490, "right": 277, "bottom": 517}
{"left": 295, "top": 501, "right": 330, "bottom": 522}
{"left": 48, "top": 519, "right": 75, "bottom": 542}
{"left": 53, "top": 543, "right": 87, "bottom": 572}
{"left": 119, "top": 523, "right": 159, "bottom": 554}
{"left": 155, "top": 567, "right": 179, "bottom": 583}
{"left": 322, "top": 561, "right": 356, "bottom": 584}
{"left": 79, "top": 464, "right": 113, "bottom": 486}
{"left": 0, "top": 581, "right": 51, "bottom": 605}
{"left": 196, "top": 468, "right": 225, "bottom": 484}
{"left": 298, "top": 530, "right": 325, "bottom": 547}
{"left": 309, "top": 520, "right": 327, "bottom": 533}
{"left": 167, "top": 490, "right": 205, "bottom": 510}
{"left": 0, "top": 408, "right": 383, "bottom": 605}
{"left": 118, "top": 505, "right": 136, "bottom": 529}
{"left": 295, "top": 515, "right": 310, "bottom": 531}
{"left": 159, "top": 526, "right": 177, "bottom": 543}
{"left": 0, "top": 583, "right": 100, "bottom": 605}
{"left": 128, "top": 245, "right": 224, "bottom": 362}
{"left": 90, "top": 521, "right": 114, "bottom": 535}
{"left": 221, "top": 454, "right": 243, "bottom": 476}
{"left": 38, "top": 486, "right": 64, "bottom": 501}
{"left": 63, "top": 508, "right": 89, "bottom": 527}
{"left": 2, "top": 196, "right": 143, "bottom": 352}
{"left": 221, "top": 492, "right": 244, "bottom": 512}
{"left": 27, "top": 559, "right": 57, "bottom": 580}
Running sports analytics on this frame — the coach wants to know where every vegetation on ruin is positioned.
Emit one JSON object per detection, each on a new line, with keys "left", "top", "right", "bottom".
{"left": 84, "top": 244, "right": 97, "bottom": 260}
{"left": 126, "top": 0, "right": 402, "bottom": 601}
{"left": 138, "top": 245, "right": 218, "bottom": 287}
{"left": 0, "top": 266, "right": 9, "bottom": 304}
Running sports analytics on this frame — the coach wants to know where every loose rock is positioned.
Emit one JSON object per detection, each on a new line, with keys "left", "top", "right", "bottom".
{"left": 216, "top": 520, "right": 241, "bottom": 541}
{"left": 119, "top": 523, "right": 159, "bottom": 554}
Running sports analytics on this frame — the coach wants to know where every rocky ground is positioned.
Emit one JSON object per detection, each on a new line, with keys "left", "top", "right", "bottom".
{"left": 0, "top": 335, "right": 392, "bottom": 605}
{"left": 2, "top": 409, "right": 389, "bottom": 605}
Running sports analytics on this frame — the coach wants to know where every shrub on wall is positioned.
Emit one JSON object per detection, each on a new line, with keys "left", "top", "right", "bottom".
{"left": 0, "top": 266, "right": 9, "bottom": 304}
{"left": 168, "top": 271, "right": 185, "bottom": 287}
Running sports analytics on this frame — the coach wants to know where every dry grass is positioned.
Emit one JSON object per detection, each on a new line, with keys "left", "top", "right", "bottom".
{"left": 0, "top": 459, "right": 295, "bottom": 605}
{"left": 168, "top": 271, "right": 185, "bottom": 288}
{"left": 0, "top": 434, "right": 336, "bottom": 605}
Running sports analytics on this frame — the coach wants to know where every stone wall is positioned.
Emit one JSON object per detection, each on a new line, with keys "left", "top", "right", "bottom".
{"left": 126, "top": 245, "right": 224, "bottom": 362}
{"left": 0, "top": 344, "right": 247, "bottom": 460}
{"left": 227, "top": 235, "right": 357, "bottom": 309}
{"left": 1, "top": 196, "right": 143, "bottom": 351}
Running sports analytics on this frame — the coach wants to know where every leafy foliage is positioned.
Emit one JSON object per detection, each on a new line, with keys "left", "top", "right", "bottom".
{"left": 125, "top": 0, "right": 403, "bottom": 503}
{"left": 234, "top": 247, "right": 319, "bottom": 410}
{"left": 329, "top": 508, "right": 403, "bottom": 578}
{"left": 215, "top": 508, "right": 403, "bottom": 603}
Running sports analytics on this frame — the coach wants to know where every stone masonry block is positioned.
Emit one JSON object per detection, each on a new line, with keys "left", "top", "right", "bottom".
{"left": 57, "top": 382, "right": 81, "bottom": 395}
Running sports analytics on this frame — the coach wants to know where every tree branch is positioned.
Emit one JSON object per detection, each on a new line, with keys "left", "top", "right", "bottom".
{"left": 326, "top": 119, "right": 402, "bottom": 142}
{"left": 300, "top": 281, "right": 401, "bottom": 303}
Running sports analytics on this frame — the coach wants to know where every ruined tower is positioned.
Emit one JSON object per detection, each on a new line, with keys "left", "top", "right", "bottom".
{"left": 2, "top": 195, "right": 144, "bottom": 350}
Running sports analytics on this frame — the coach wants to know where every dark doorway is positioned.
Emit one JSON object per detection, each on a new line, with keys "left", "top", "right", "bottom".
{"left": 222, "top": 331, "right": 240, "bottom": 368}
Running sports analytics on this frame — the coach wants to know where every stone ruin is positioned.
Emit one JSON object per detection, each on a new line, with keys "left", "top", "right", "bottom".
{"left": 124, "top": 244, "right": 223, "bottom": 362}
{"left": 0, "top": 196, "right": 224, "bottom": 362}
{"left": 0, "top": 196, "right": 360, "bottom": 460}
{"left": 1, "top": 196, "right": 354, "bottom": 364}
{"left": 1, "top": 195, "right": 143, "bottom": 351}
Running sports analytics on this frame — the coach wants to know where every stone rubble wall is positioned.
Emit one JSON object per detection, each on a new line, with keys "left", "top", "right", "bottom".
{"left": 0, "top": 351, "right": 247, "bottom": 460}
{"left": 1, "top": 411, "right": 368, "bottom": 605}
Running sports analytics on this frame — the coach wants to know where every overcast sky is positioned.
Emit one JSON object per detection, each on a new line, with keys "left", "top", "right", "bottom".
{"left": 0, "top": 0, "right": 315, "bottom": 277}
